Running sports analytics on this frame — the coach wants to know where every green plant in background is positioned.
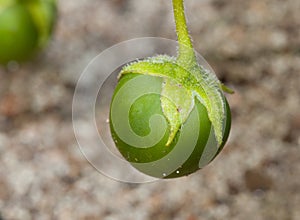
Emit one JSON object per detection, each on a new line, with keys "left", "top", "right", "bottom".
{"left": 0, "top": 0, "right": 57, "bottom": 64}
{"left": 110, "top": 0, "right": 233, "bottom": 178}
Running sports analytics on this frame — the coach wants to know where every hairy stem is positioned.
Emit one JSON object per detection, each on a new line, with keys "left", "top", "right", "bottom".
{"left": 172, "top": 0, "right": 196, "bottom": 67}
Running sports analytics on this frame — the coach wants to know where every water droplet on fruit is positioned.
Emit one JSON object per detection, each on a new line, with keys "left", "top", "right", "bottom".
{"left": 176, "top": 170, "right": 180, "bottom": 174}
{"left": 162, "top": 173, "right": 167, "bottom": 177}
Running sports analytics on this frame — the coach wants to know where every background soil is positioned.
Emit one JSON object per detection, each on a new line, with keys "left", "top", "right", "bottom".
{"left": 0, "top": 0, "right": 299, "bottom": 219}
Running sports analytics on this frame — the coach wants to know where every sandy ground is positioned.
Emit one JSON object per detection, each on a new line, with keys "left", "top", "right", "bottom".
{"left": 0, "top": 0, "right": 299, "bottom": 219}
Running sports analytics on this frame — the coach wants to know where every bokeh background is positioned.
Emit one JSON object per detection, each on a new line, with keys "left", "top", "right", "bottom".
{"left": 0, "top": 0, "right": 299, "bottom": 219}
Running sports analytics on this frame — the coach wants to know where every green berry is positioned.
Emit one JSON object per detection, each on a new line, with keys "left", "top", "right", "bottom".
{"left": 110, "top": 73, "right": 231, "bottom": 178}
{"left": 109, "top": 0, "right": 233, "bottom": 179}
{"left": 0, "top": 0, "right": 57, "bottom": 64}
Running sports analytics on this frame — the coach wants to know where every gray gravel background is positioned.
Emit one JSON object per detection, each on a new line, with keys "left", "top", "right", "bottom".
{"left": 0, "top": 0, "right": 299, "bottom": 219}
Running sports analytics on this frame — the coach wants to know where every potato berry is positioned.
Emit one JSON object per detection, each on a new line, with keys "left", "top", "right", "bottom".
{"left": 0, "top": 0, "right": 57, "bottom": 64}
{"left": 109, "top": 0, "right": 232, "bottom": 179}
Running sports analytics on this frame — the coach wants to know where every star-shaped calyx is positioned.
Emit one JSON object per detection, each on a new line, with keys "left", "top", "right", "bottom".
{"left": 120, "top": 54, "right": 229, "bottom": 147}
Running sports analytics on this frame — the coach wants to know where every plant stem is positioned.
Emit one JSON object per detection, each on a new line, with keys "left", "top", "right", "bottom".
{"left": 172, "top": 0, "right": 196, "bottom": 66}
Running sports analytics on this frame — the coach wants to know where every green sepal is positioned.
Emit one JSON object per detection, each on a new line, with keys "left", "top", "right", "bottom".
{"left": 221, "top": 83, "right": 235, "bottom": 94}
{"left": 24, "top": 0, "right": 57, "bottom": 47}
{"left": 189, "top": 65, "right": 226, "bottom": 146}
{"left": 120, "top": 55, "right": 226, "bottom": 146}
{"left": 161, "top": 78, "right": 194, "bottom": 146}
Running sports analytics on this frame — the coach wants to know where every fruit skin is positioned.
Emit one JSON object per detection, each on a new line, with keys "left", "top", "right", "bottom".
{"left": 110, "top": 73, "right": 231, "bottom": 179}
{"left": 0, "top": 0, "right": 57, "bottom": 64}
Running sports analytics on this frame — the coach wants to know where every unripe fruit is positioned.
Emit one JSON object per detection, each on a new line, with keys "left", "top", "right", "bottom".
{"left": 0, "top": 0, "right": 57, "bottom": 64}
{"left": 110, "top": 73, "right": 231, "bottom": 178}
{"left": 109, "top": 0, "right": 233, "bottom": 179}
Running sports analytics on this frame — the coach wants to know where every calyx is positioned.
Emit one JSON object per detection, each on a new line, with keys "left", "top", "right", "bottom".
{"left": 120, "top": 54, "right": 228, "bottom": 147}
